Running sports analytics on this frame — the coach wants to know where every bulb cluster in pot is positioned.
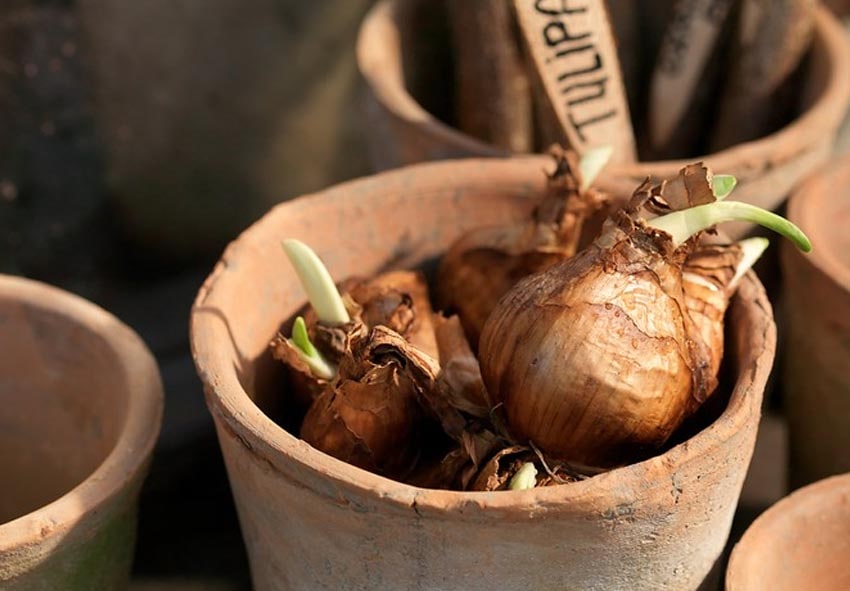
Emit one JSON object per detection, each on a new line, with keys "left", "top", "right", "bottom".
{"left": 272, "top": 154, "right": 808, "bottom": 488}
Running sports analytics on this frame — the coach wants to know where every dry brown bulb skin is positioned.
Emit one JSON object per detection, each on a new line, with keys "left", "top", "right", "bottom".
{"left": 347, "top": 270, "right": 438, "bottom": 359}
{"left": 437, "top": 147, "right": 609, "bottom": 349}
{"left": 682, "top": 243, "right": 744, "bottom": 381}
{"left": 300, "top": 326, "right": 441, "bottom": 479}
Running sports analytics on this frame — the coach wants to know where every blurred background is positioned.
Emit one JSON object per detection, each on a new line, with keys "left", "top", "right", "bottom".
{"left": 3, "top": 1, "right": 850, "bottom": 589}
{"left": 2, "top": 1, "right": 374, "bottom": 588}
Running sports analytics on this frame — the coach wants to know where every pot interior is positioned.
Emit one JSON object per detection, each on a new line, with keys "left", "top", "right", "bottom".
{"left": 0, "top": 295, "right": 127, "bottom": 524}
{"left": 728, "top": 475, "right": 850, "bottom": 590}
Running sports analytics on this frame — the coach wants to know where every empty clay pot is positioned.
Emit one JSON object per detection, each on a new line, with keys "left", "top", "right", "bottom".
{"left": 191, "top": 157, "right": 776, "bottom": 590}
{"left": 0, "top": 275, "right": 163, "bottom": 589}
{"left": 356, "top": 0, "right": 850, "bottom": 237}
{"left": 726, "top": 472, "right": 850, "bottom": 590}
{"left": 782, "top": 153, "right": 850, "bottom": 489}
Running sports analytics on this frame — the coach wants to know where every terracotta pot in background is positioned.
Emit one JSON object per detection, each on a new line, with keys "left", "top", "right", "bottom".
{"left": 357, "top": 0, "right": 850, "bottom": 238}
{"left": 726, "top": 473, "right": 850, "bottom": 590}
{"left": 75, "top": 0, "right": 374, "bottom": 262}
{"left": 0, "top": 276, "right": 163, "bottom": 590}
{"left": 782, "top": 154, "right": 850, "bottom": 489}
{"left": 191, "top": 157, "right": 776, "bottom": 590}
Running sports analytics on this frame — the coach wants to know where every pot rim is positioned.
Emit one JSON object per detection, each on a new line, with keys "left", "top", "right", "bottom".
{"left": 726, "top": 472, "right": 850, "bottom": 588}
{"left": 0, "top": 275, "right": 163, "bottom": 550}
{"left": 356, "top": 0, "right": 850, "bottom": 180}
{"left": 191, "top": 156, "right": 776, "bottom": 515}
{"left": 786, "top": 153, "right": 850, "bottom": 293}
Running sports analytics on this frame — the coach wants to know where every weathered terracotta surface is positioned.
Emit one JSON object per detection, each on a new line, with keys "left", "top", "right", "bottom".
{"left": 782, "top": 154, "right": 850, "bottom": 489}
{"left": 191, "top": 157, "right": 776, "bottom": 591}
{"left": 356, "top": 0, "right": 850, "bottom": 237}
{"left": 0, "top": 275, "right": 163, "bottom": 590}
{"left": 726, "top": 473, "right": 850, "bottom": 590}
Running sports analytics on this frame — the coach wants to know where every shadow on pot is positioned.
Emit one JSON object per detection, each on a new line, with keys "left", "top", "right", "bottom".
{"left": 0, "top": 275, "right": 163, "bottom": 589}
{"left": 191, "top": 157, "right": 776, "bottom": 590}
{"left": 726, "top": 472, "right": 850, "bottom": 590}
{"left": 356, "top": 0, "right": 850, "bottom": 239}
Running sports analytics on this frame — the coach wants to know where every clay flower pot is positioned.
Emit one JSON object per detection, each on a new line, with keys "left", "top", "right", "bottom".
{"left": 0, "top": 276, "right": 163, "bottom": 589}
{"left": 782, "top": 153, "right": 850, "bottom": 489}
{"left": 726, "top": 472, "right": 850, "bottom": 590}
{"left": 191, "top": 157, "right": 776, "bottom": 590}
{"left": 356, "top": 0, "right": 850, "bottom": 236}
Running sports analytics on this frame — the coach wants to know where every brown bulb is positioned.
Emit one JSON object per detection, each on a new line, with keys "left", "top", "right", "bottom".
{"left": 272, "top": 270, "right": 437, "bottom": 405}
{"left": 300, "top": 326, "right": 440, "bottom": 478}
{"left": 478, "top": 170, "right": 720, "bottom": 469}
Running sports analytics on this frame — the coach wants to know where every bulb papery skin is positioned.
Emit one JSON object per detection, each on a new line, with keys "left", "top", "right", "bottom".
{"left": 438, "top": 228, "right": 570, "bottom": 349}
{"left": 479, "top": 225, "right": 713, "bottom": 469}
{"left": 682, "top": 243, "right": 744, "bottom": 379}
{"left": 348, "top": 270, "right": 439, "bottom": 359}
{"left": 438, "top": 149, "right": 609, "bottom": 349}
{"left": 300, "top": 326, "right": 439, "bottom": 479}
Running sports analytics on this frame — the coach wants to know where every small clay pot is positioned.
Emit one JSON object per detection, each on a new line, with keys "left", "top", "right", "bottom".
{"left": 726, "top": 473, "right": 850, "bottom": 590}
{"left": 782, "top": 153, "right": 850, "bottom": 489}
{"left": 191, "top": 157, "right": 776, "bottom": 590}
{"left": 0, "top": 275, "right": 163, "bottom": 589}
{"left": 356, "top": 0, "right": 850, "bottom": 237}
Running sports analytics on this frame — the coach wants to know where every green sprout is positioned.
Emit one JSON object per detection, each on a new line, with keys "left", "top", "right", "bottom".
{"left": 282, "top": 239, "right": 350, "bottom": 326}
{"left": 509, "top": 462, "right": 538, "bottom": 491}
{"left": 711, "top": 174, "right": 737, "bottom": 200}
{"left": 578, "top": 145, "right": 614, "bottom": 193}
{"left": 289, "top": 316, "right": 335, "bottom": 380}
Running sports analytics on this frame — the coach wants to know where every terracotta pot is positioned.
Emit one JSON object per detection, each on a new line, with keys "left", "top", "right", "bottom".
{"left": 191, "top": 157, "right": 776, "bottom": 590}
{"left": 726, "top": 472, "right": 850, "bottom": 590}
{"left": 782, "top": 154, "right": 850, "bottom": 489}
{"left": 0, "top": 275, "right": 163, "bottom": 589}
{"left": 357, "top": 0, "right": 850, "bottom": 237}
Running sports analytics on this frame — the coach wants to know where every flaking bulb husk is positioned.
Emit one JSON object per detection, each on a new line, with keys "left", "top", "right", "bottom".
{"left": 272, "top": 270, "right": 438, "bottom": 404}
{"left": 300, "top": 326, "right": 441, "bottom": 479}
{"left": 437, "top": 147, "right": 610, "bottom": 349}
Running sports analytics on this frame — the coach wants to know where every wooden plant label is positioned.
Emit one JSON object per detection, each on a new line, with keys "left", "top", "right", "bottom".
{"left": 649, "top": 0, "right": 735, "bottom": 150}
{"left": 512, "top": 0, "right": 637, "bottom": 163}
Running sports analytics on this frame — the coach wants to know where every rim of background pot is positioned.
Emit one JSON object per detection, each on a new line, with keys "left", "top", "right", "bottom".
{"left": 725, "top": 472, "right": 850, "bottom": 590}
{"left": 191, "top": 156, "right": 775, "bottom": 517}
{"left": 357, "top": 0, "right": 850, "bottom": 182}
{"left": 786, "top": 152, "right": 850, "bottom": 294}
{"left": 0, "top": 276, "right": 163, "bottom": 557}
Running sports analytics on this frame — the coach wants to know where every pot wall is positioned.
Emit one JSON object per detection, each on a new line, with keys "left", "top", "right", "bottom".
{"left": 191, "top": 157, "right": 776, "bottom": 590}
{"left": 782, "top": 154, "right": 850, "bottom": 489}
{"left": 356, "top": 0, "right": 850, "bottom": 238}
{"left": 0, "top": 276, "right": 163, "bottom": 590}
